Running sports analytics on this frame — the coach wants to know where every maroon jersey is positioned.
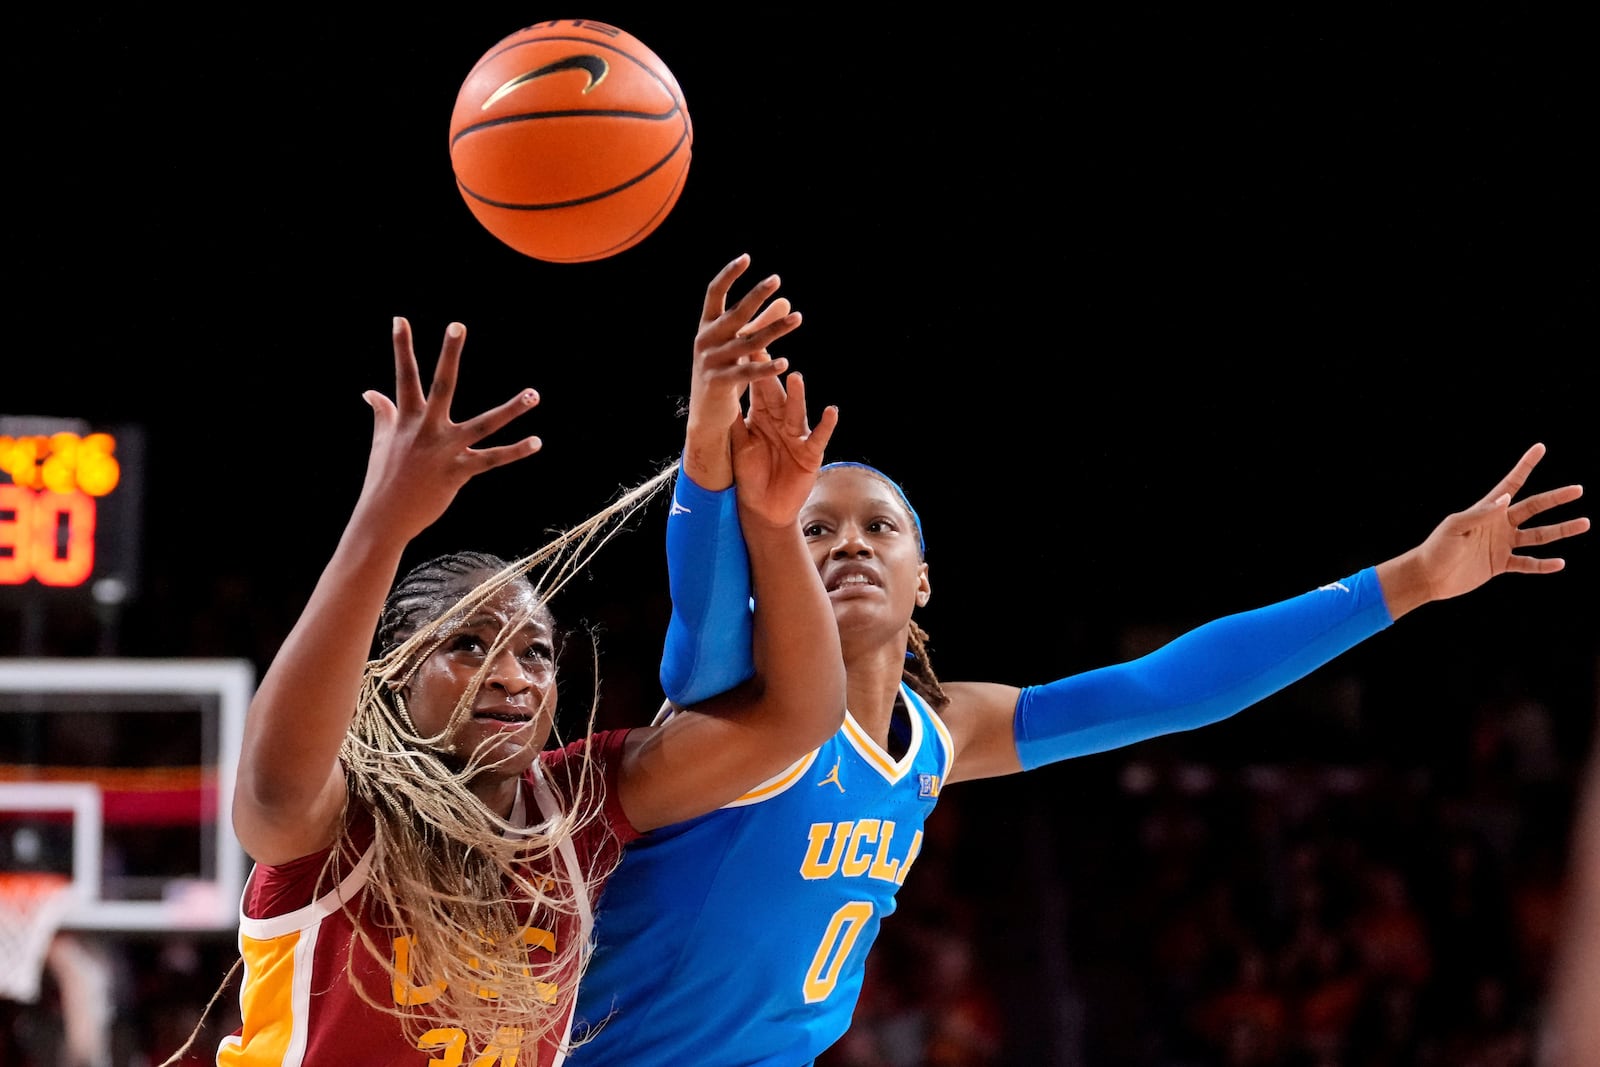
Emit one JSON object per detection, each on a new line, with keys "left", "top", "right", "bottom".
{"left": 215, "top": 728, "right": 636, "bottom": 1067}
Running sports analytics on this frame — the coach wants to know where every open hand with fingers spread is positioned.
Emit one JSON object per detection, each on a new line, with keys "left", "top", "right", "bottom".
{"left": 354, "top": 317, "right": 543, "bottom": 545}
{"left": 733, "top": 368, "right": 839, "bottom": 530}
{"left": 682, "top": 254, "right": 803, "bottom": 490}
{"left": 1376, "top": 442, "right": 1589, "bottom": 618}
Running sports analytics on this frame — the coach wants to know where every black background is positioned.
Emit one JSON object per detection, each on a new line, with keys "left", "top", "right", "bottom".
{"left": 6, "top": 6, "right": 1592, "bottom": 728}
{"left": 2, "top": 5, "right": 1597, "bottom": 1062}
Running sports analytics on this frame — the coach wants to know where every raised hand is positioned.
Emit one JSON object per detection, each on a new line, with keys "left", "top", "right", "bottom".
{"left": 235, "top": 317, "right": 543, "bottom": 865}
{"left": 683, "top": 254, "right": 802, "bottom": 489}
{"left": 732, "top": 369, "right": 839, "bottom": 529}
{"left": 1378, "top": 443, "right": 1589, "bottom": 617}
{"left": 354, "top": 317, "right": 542, "bottom": 543}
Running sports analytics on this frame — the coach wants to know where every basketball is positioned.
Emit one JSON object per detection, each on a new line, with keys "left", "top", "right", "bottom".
{"left": 448, "top": 20, "right": 692, "bottom": 263}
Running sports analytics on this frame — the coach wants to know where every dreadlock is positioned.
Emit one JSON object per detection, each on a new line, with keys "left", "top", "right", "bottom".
{"left": 340, "top": 548, "right": 587, "bottom": 1054}
{"left": 160, "top": 461, "right": 679, "bottom": 1067}
{"left": 374, "top": 549, "right": 512, "bottom": 660}
{"left": 904, "top": 619, "right": 949, "bottom": 712}
{"left": 334, "top": 462, "right": 676, "bottom": 1058}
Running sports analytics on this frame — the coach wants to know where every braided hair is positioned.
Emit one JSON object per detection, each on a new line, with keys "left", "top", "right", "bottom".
{"left": 332, "top": 464, "right": 676, "bottom": 1059}
{"left": 905, "top": 618, "right": 949, "bottom": 713}
{"left": 374, "top": 549, "right": 515, "bottom": 660}
{"left": 158, "top": 463, "right": 680, "bottom": 1067}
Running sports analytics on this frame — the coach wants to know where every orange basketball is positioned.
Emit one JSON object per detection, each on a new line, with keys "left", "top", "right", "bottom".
{"left": 448, "top": 20, "right": 692, "bottom": 263}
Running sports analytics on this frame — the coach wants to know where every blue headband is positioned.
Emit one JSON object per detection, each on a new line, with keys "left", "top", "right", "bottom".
{"left": 819, "top": 461, "right": 925, "bottom": 556}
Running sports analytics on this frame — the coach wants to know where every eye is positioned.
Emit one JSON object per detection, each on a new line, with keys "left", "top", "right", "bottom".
{"left": 866, "top": 517, "right": 897, "bottom": 534}
{"left": 520, "top": 640, "right": 555, "bottom": 665}
{"left": 802, "top": 520, "right": 830, "bottom": 538}
{"left": 449, "top": 633, "right": 489, "bottom": 654}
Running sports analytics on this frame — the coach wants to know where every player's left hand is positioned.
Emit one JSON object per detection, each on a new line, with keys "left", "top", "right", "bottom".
{"left": 682, "top": 254, "right": 802, "bottom": 489}
{"left": 731, "top": 369, "right": 838, "bottom": 529}
{"left": 1389, "top": 443, "right": 1588, "bottom": 613}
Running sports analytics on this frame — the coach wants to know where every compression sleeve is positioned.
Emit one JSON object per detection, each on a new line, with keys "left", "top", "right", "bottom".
{"left": 658, "top": 461, "right": 757, "bottom": 706}
{"left": 1013, "top": 567, "right": 1393, "bottom": 770}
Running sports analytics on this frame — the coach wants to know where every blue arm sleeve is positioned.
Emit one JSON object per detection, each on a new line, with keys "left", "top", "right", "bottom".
{"left": 658, "top": 461, "right": 757, "bottom": 706}
{"left": 1013, "top": 568, "right": 1394, "bottom": 770}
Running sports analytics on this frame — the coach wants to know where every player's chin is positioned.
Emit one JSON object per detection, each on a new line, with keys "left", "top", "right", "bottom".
{"left": 463, "top": 721, "right": 546, "bottom": 769}
{"left": 828, "top": 585, "right": 881, "bottom": 615}
{"left": 828, "top": 599, "right": 902, "bottom": 641}
{"left": 471, "top": 739, "right": 541, "bottom": 781}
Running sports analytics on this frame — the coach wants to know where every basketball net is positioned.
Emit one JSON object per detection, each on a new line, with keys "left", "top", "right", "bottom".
{"left": 0, "top": 871, "right": 79, "bottom": 1003}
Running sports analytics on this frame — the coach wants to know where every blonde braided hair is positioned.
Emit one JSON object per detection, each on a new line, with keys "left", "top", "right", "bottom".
{"left": 143, "top": 462, "right": 679, "bottom": 1067}
{"left": 331, "top": 460, "right": 676, "bottom": 1058}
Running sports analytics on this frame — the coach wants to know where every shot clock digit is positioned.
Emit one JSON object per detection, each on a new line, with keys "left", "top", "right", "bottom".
{"left": 0, "top": 417, "right": 141, "bottom": 595}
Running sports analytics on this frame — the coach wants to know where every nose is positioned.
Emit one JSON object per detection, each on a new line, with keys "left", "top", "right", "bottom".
{"left": 829, "top": 522, "right": 874, "bottom": 560}
{"left": 485, "top": 648, "right": 537, "bottom": 696}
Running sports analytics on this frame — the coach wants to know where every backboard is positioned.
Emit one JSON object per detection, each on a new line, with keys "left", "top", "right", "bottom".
{"left": 0, "top": 658, "right": 252, "bottom": 932}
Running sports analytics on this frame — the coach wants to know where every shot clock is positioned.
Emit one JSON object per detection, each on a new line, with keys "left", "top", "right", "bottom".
{"left": 0, "top": 415, "right": 142, "bottom": 599}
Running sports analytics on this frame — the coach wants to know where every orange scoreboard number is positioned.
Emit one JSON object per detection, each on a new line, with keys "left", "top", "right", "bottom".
{"left": 0, "top": 419, "right": 142, "bottom": 594}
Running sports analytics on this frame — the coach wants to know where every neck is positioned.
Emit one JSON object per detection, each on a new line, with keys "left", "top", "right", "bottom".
{"left": 471, "top": 773, "right": 522, "bottom": 821}
{"left": 843, "top": 635, "right": 910, "bottom": 744}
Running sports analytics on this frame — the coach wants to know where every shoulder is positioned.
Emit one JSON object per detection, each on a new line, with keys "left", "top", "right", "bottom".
{"left": 536, "top": 728, "right": 634, "bottom": 797}
{"left": 243, "top": 808, "right": 373, "bottom": 919}
{"left": 935, "top": 682, "right": 1026, "bottom": 783}
{"left": 938, "top": 682, "right": 1022, "bottom": 734}
{"left": 541, "top": 727, "right": 634, "bottom": 769}
{"left": 536, "top": 729, "right": 641, "bottom": 844}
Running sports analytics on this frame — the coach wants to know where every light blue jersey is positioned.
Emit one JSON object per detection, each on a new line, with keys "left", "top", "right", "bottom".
{"left": 635, "top": 466, "right": 1398, "bottom": 1064}
{"left": 570, "top": 684, "right": 954, "bottom": 1066}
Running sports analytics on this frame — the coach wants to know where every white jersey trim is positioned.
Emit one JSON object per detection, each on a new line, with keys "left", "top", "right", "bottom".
{"left": 714, "top": 683, "right": 959, "bottom": 803}
{"left": 653, "top": 703, "right": 827, "bottom": 809}
{"left": 840, "top": 703, "right": 923, "bottom": 785}
{"left": 721, "top": 750, "right": 821, "bottom": 808}
{"left": 905, "top": 684, "right": 957, "bottom": 780}
{"left": 236, "top": 841, "right": 374, "bottom": 942}
{"left": 528, "top": 763, "right": 592, "bottom": 1067}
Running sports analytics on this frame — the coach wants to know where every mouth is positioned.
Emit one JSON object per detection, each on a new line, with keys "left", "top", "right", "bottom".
{"left": 472, "top": 707, "right": 535, "bottom": 724}
{"left": 825, "top": 561, "right": 880, "bottom": 593}
{"left": 826, "top": 571, "right": 880, "bottom": 594}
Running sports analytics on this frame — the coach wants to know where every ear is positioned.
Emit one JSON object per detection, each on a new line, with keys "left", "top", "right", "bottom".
{"left": 915, "top": 562, "right": 931, "bottom": 608}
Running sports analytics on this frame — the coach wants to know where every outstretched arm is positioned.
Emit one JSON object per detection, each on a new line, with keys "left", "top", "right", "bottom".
{"left": 623, "top": 298, "right": 843, "bottom": 832}
{"left": 659, "top": 254, "right": 793, "bottom": 705}
{"left": 232, "top": 319, "right": 543, "bottom": 864}
{"left": 945, "top": 443, "right": 1589, "bottom": 782}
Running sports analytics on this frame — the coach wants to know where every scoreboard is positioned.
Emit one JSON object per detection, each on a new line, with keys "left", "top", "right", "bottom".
{"left": 0, "top": 415, "right": 142, "bottom": 600}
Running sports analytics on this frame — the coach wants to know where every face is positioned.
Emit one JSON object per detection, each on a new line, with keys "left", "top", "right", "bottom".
{"left": 402, "top": 575, "right": 557, "bottom": 780}
{"left": 800, "top": 467, "right": 930, "bottom": 640}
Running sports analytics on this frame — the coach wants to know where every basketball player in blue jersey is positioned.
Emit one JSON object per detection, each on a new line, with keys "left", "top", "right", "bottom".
{"left": 566, "top": 254, "right": 1591, "bottom": 1066}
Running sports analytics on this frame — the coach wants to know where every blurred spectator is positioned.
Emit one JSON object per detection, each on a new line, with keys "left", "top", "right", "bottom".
{"left": 1348, "top": 858, "right": 1432, "bottom": 988}
{"left": 1538, "top": 698, "right": 1600, "bottom": 1067}
{"left": 1190, "top": 939, "right": 1289, "bottom": 1065}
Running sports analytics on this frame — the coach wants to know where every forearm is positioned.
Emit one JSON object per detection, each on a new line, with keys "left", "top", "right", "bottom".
{"left": 238, "top": 517, "right": 405, "bottom": 813}
{"left": 742, "top": 510, "right": 845, "bottom": 749}
{"left": 659, "top": 460, "right": 757, "bottom": 705}
{"left": 681, "top": 412, "right": 735, "bottom": 492}
{"left": 1014, "top": 567, "right": 1393, "bottom": 769}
